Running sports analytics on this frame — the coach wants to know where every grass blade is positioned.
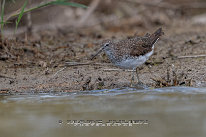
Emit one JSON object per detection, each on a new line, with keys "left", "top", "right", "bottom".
{"left": 15, "top": 0, "right": 28, "bottom": 33}
{"left": 5, "top": 0, "right": 87, "bottom": 20}
{"left": 3, "top": 0, "right": 87, "bottom": 34}
{"left": 6, "top": 0, "right": 87, "bottom": 22}
{"left": 1, "top": 0, "right": 6, "bottom": 36}
{"left": 51, "top": 1, "right": 88, "bottom": 8}
{"left": 29, "top": 0, "right": 87, "bottom": 10}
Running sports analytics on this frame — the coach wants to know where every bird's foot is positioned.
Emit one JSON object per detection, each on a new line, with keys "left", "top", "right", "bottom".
{"left": 130, "top": 81, "right": 148, "bottom": 89}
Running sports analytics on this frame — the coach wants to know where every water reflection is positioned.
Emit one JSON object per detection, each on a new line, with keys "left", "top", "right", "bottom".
{"left": 1, "top": 87, "right": 206, "bottom": 137}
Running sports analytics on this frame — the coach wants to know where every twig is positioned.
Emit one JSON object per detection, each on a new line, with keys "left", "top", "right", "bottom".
{"left": 103, "top": 69, "right": 133, "bottom": 72}
{"left": 65, "top": 62, "right": 112, "bottom": 66}
{"left": 178, "top": 55, "right": 206, "bottom": 59}
{"left": 124, "top": 0, "right": 178, "bottom": 10}
{"left": 0, "top": 75, "right": 14, "bottom": 79}
{"left": 52, "top": 66, "right": 67, "bottom": 78}
{"left": 26, "top": 0, "right": 32, "bottom": 36}
{"left": 65, "top": 62, "right": 93, "bottom": 66}
{"left": 103, "top": 69, "right": 122, "bottom": 71}
{"left": 77, "top": 0, "right": 100, "bottom": 27}
{"left": 52, "top": 62, "right": 113, "bottom": 78}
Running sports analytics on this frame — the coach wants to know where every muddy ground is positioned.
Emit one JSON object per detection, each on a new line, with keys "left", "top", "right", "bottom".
{"left": 0, "top": 0, "right": 206, "bottom": 94}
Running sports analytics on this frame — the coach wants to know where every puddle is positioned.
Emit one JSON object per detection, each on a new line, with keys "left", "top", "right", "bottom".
{"left": 1, "top": 86, "right": 206, "bottom": 137}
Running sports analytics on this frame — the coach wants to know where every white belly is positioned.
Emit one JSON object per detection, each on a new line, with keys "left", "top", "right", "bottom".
{"left": 115, "top": 50, "right": 153, "bottom": 69}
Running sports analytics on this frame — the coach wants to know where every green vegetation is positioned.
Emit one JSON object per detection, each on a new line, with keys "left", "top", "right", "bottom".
{"left": 1, "top": 0, "right": 6, "bottom": 36}
{"left": 15, "top": 0, "right": 28, "bottom": 33}
{"left": 0, "top": 0, "right": 87, "bottom": 37}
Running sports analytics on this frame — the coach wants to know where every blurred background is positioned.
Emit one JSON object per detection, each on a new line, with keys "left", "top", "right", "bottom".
{"left": 2, "top": 0, "right": 206, "bottom": 36}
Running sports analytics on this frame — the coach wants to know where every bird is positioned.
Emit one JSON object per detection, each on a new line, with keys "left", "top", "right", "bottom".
{"left": 91, "top": 28, "right": 164, "bottom": 85}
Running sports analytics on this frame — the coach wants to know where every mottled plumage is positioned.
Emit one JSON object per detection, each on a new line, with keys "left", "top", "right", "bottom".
{"left": 91, "top": 28, "right": 164, "bottom": 84}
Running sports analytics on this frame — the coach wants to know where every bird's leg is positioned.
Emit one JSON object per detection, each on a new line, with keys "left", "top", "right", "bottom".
{"left": 130, "top": 68, "right": 136, "bottom": 87}
{"left": 135, "top": 67, "right": 142, "bottom": 84}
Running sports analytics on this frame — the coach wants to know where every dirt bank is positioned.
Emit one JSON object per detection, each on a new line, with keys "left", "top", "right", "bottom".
{"left": 0, "top": 21, "right": 206, "bottom": 94}
{"left": 1, "top": 0, "right": 206, "bottom": 94}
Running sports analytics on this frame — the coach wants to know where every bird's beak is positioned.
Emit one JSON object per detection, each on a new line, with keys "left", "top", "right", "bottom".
{"left": 90, "top": 46, "right": 104, "bottom": 60}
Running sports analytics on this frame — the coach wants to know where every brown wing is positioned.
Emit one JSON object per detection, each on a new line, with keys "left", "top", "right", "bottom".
{"left": 110, "top": 28, "right": 163, "bottom": 60}
{"left": 130, "top": 37, "right": 153, "bottom": 57}
{"left": 144, "top": 33, "right": 151, "bottom": 37}
{"left": 150, "top": 28, "right": 164, "bottom": 45}
{"left": 130, "top": 28, "right": 164, "bottom": 57}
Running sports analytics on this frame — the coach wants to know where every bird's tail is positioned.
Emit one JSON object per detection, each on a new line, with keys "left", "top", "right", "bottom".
{"left": 150, "top": 28, "right": 164, "bottom": 45}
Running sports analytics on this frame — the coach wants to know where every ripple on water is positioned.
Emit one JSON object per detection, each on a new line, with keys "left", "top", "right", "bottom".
{"left": 1, "top": 86, "right": 206, "bottom": 103}
{"left": 1, "top": 86, "right": 206, "bottom": 137}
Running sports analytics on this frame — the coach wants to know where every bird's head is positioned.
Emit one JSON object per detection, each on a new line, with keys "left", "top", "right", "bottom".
{"left": 101, "top": 39, "right": 112, "bottom": 50}
{"left": 91, "top": 39, "right": 112, "bottom": 60}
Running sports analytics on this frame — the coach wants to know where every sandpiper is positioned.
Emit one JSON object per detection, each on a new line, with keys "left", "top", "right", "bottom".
{"left": 91, "top": 28, "right": 164, "bottom": 85}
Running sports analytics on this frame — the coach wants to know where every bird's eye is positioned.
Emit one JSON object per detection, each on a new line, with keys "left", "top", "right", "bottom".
{"left": 104, "top": 43, "right": 110, "bottom": 47}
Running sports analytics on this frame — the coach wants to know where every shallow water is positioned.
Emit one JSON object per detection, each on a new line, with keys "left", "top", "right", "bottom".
{"left": 1, "top": 87, "right": 206, "bottom": 137}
